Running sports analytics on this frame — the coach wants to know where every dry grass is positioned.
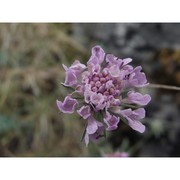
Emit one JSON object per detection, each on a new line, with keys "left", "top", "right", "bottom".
{"left": 0, "top": 24, "right": 89, "bottom": 156}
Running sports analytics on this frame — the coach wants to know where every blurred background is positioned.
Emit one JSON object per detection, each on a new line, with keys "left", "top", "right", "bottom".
{"left": 0, "top": 23, "right": 179, "bottom": 157}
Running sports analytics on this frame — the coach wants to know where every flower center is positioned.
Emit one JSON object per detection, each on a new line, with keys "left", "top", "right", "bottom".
{"left": 88, "top": 70, "right": 120, "bottom": 97}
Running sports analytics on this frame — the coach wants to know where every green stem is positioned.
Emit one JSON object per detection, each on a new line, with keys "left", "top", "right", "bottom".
{"left": 148, "top": 83, "right": 180, "bottom": 91}
{"left": 80, "top": 121, "right": 88, "bottom": 142}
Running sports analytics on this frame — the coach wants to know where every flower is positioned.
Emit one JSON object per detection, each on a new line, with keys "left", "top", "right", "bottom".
{"left": 56, "top": 45, "right": 151, "bottom": 146}
{"left": 103, "top": 152, "right": 129, "bottom": 157}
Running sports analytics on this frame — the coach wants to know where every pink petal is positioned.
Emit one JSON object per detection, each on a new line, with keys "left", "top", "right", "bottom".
{"left": 64, "top": 69, "right": 77, "bottom": 87}
{"left": 104, "top": 111, "right": 120, "bottom": 131}
{"left": 77, "top": 105, "right": 91, "bottom": 119}
{"left": 91, "top": 45, "right": 105, "bottom": 63}
{"left": 86, "top": 116, "right": 98, "bottom": 134}
{"left": 128, "top": 119, "right": 145, "bottom": 133}
{"left": 56, "top": 96, "right": 78, "bottom": 114}
{"left": 126, "top": 91, "right": 151, "bottom": 105}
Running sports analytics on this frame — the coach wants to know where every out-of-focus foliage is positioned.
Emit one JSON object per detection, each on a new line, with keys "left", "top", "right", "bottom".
{"left": 0, "top": 24, "right": 89, "bottom": 156}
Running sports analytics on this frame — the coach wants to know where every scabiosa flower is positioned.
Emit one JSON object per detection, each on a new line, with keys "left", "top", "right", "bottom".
{"left": 103, "top": 152, "right": 129, "bottom": 157}
{"left": 56, "top": 45, "right": 151, "bottom": 146}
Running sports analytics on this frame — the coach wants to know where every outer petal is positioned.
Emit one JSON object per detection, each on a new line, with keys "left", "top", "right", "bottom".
{"left": 70, "top": 60, "right": 86, "bottom": 71}
{"left": 128, "top": 118, "right": 145, "bottom": 133}
{"left": 87, "top": 56, "right": 99, "bottom": 66}
{"left": 87, "top": 45, "right": 105, "bottom": 66}
{"left": 86, "top": 116, "right": 98, "bottom": 134}
{"left": 114, "top": 108, "right": 146, "bottom": 133}
{"left": 56, "top": 96, "right": 78, "bottom": 114}
{"left": 106, "top": 54, "right": 123, "bottom": 67}
{"left": 84, "top": 132, "right": 89, "bottom": 146}
{"left": 104, "top": 111, "right": 120, "bottom": 131}
{"left": 64, "top": 69, "right": 77, "bottom": 87}
{"left": 89, "top": 123, "right": 105, "bottom": 143}
{"left": 132, "top": 108, "right": 145, "bottom": 120}
{"left": 63, "top": 61, "right": 86, "bottom": 87}
{"left": 125, "top": 91, "right": 151, "bottom": 105}
{"left": 91, "top": 45, "right": 105, "bottom": 63}
{"left": 77, "top": 105, "right": 91, "bottom": 119}
{"left": 85, "top": 117, "right": 105, "bottom": 146}
{"left": 129, "top": 66, "right": 148, "bottom": 87}
{"left": 122, "top": 58, "right": 132, "bottom": 65}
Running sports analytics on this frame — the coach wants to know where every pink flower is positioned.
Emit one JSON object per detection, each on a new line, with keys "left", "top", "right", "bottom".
{"left": 103, "top": 152, "right": 129, "bottom": 157}
{"left": 56, "top": 45, "right": 151, "bottom": 146}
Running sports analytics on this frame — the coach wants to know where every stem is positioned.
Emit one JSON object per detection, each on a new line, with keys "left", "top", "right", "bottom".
{"left": 147, "top": 83, "right": 180, "bottom": 91}
{"left": 80, "top": 121, "right": 88, "bottom": 142}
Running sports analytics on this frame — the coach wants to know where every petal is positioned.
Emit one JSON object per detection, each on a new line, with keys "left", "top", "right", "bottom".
{"left": 126, "top": 91, "right": 151, "bottom": 105}
{"left": 91, "top": 45, "right": 105, "bottom": 63}
{"left": 132, "top": 108, "right": 145, "bottom": 120}
{"left": 91, "top": 64, "right": 101, "bottom": 74}
{"left": 87, "top": 56, "right": 99, "bottom": 66}
{"left": 56, "top": 96, "right": 78, "bottom": 114}
{"left": 122, "top": 58, "right": 132, "bottom": 65}
{"left": 77, "top": 105, "right": 91, "bottom": 119}
{"left": 118, "top": 108, "right": 132, "bottom": 117}
{"left": 106, "top": 54, "right": 117, "bottom": 65}
{"left": 109, "top": 65, "right": 121, "bottom": 77}
{"left": 104, "top": 111, "right": 120, "bottom": 131}
{"left": 62, "top": 64, "right": 68, "bottom": 71}
{"left": 84, "top": 132, "right": 89, "bottom": 146}
{"left": 64, "top": 69, "right": 77, "bottom": 87}
{"left": 128, "top": 119, "right": 145, "bottom": 133}
{"left": 116, "top": 108, "right": 146, "bottom": 133}
{"left": 129, "top": 66, "right": 148, "bottom": 87}
{"left": 70, "top": 60, "right": 86, "bottom": 71}
{"left": 86, "top": 116, "right": 98, "bottom": 134}
{"left": 89, "top": 124, "right": 105, "bottom": 142}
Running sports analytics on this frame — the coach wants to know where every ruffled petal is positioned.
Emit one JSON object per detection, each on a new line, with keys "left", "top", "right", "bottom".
{"left": 85, "top": 116, "right": 105, "bottom": 145}
{"left": 77, "top": 105, "right": 91, "bottom": 119}
{"left": 91, "top": 45, "right": 105, "bottom": 63}
{"left": 114, "top": 108, "right": 146, "bottom": 133}
{"left": 89, "top": 124, "right": 105, "bottom": 143}
{"left": 56, "top": 96, "right": 78, "bottom": 114}
{"left": 104, "top": 111, "right": 120, "bottom": 131}
{"left": 125, "top": 91, "right": 151, "bottom": 105}
{"left": 128, "top": 118, "right": 145, "bottom": 133}
{"left": 63, "top": 69, "right": 77, "bottom": 87}
{"left": 86, "top": 116, "right": 98, "bottom": 134}
{"left": 130, "top": 66, "right": 148, "bottom": 87}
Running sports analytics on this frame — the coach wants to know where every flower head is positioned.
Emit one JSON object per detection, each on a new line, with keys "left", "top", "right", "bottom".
{"left": 56, "top": 45, "right": 151, "bottom": 146}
